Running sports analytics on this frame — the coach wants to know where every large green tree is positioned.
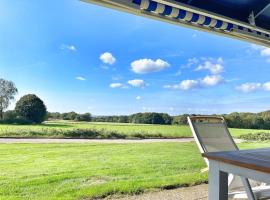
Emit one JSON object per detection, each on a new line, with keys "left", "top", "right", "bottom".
{"left": 0, "top": 79, "right": 18, "bottom": 119}
{"left": 15, "top": 94, "right": 47, "bottom": 123}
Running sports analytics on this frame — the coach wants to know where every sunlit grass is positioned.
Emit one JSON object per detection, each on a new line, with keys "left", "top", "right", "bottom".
{"left": 0, "top": 121, "right": 269, "bottom": 139}
{"left": 1, "top": 141, "right": 269, "bottom": 200}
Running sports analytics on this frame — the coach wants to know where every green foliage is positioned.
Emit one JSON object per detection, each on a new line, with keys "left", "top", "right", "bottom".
{"left": 239, "top": 132, "right": 270, "bottom": 141}
{"left": 0, "top": 121, "right": 268, "bottom": 139}
{"left": 0, "top": 110, "right": 31, "bottom": 125}
{"left": 130, "top": 112, "right": 172, "bottom": 125}
{"left": 0, "top": 78, "right": 18, "bottom": 119}
{"left": 15, "top": 94, "right": 47, "bottom": 124}
{"left": 48, "top": 112, "right": 92, "bottom": 122}
{"left": 3, "top": 110, "right": 17, "bottom": 122}
{"left": 62, "top": 111, "right": 77, "bottom": 120}
{"left": 172, "top": 114, "right": 189, "bottom": 125}
{"left": 75, "top": 113, "right": 92, "bottom": 122}
{"left": 223, "top": 112, "right": 270, "bottom": 129}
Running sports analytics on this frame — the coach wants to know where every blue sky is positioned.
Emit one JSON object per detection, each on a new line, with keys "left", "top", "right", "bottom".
{"left": 1, "top": 0, "right": 270, "bottom": 115}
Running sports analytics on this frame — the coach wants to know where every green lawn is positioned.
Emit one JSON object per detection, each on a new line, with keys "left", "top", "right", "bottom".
{"left": 1, "top": 142, "right": 270, "bottom": 200}
{"left": 0, "top": 121, "right": 269, "bottom": 139}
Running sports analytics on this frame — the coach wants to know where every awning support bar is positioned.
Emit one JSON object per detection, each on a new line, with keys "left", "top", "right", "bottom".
{"left": 255, "top": 3, "right": 270, "bottom": 19}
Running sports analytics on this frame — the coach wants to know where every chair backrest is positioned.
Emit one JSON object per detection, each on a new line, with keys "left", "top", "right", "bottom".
{"left": 188, "top": 116, "right": 256, "bottom": 198}
{"left": 188, "top": 116, "right": 238, "bottom": 165}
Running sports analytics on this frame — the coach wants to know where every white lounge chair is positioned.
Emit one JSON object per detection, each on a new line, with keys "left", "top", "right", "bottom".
{"left": 188, "top": 116, "right": 270, "bottom": 200}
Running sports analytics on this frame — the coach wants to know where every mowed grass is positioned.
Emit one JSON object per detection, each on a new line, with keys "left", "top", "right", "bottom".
{"left": 0, "top": 121, "right": 269, "bottom": 138}
{"left": 1, "top": 142, "right": 270, "bottom": 200}
{"left": 0, "top": 142, "right": 207, "bottom": 200}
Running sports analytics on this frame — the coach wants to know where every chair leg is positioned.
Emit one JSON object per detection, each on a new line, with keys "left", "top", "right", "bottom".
{"left": 209, "top": 161, "right": 228, "bottom": 200}
{"left": 241, "top": 177, "right": 256, "bottom": 200}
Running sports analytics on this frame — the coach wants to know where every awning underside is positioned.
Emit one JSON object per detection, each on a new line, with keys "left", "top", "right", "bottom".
{"left": 83, "top": 0, "right": 270, "bottom": 48}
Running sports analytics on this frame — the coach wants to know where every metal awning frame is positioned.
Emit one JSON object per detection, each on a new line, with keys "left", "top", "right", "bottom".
{"left": 82, "top": 0, "right": 270, "bottom": 48}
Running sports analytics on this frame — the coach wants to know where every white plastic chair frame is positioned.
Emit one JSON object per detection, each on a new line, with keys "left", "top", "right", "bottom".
{"left": 188, "top": 116, "right": 270, "bottom": 200}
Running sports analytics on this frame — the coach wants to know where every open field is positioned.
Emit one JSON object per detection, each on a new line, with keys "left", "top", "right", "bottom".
{"left": 0, "top": 121, "right": 269, "bottom": 139}
{"left": 1, "top": 142, "right": 270, "bottom": 200}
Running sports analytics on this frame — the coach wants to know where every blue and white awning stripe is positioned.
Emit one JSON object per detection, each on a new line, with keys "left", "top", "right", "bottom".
{"left": 132, "top": 0, "right": 270, "bottom": 41}
{"left": 84, "top": 0, "right": 270, "bottom": 47}
{"left": 133, "top": 0, "right": 233, "bottom": 32}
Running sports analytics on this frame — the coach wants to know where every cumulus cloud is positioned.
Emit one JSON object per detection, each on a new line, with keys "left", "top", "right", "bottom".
{"left": 178, "top": 80, "right": 199, "bottom": 90}
{"left": 164, "top": 79, "right": 199, "bottom": 90}
{"left": 76, "top": 76, "right": 86, "bottom": 81}
{"left": 201, "top": 75, "right": 224, "bottom": 86}
{"left": 250, "top": 45, "right": 270, "bottom": 62}
{"left": 100, "top": 52, "right": 116, "bottom": 65}
{"left": 131, "top": 59, "right": 170, "bottom": 74}
{"left": 263, "top": 81, "right": 270, "bottom": 91}
{"left": 236, "top": 81, "right": 270, "bottom": 93}
{"left": 136, "top": 96, "right": 142, "bottom": 100}
{"left": 127, "top": 79, "right": 145, "bottom": 88}
{"left": 261, "top": 48, "right": 270, "bottom": 62}
{"left": 236, "top": 83, "right": 262, "bottom": 93}
{"left": 60, "top": 44, "right": 77, "bottom": 51}
{"left": 181, "top": 57, "right": 199, "bottom": 69}
{"left": 195, "top": 58, "right": 224, "bottom": 74}
{"left": 164, "top": 75, "right": 223, "bottom": 90}
{"left": 110, "top": 83, "right": 124, "bottom": 88}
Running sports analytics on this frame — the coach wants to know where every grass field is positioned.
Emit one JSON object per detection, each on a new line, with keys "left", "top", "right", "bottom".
{"left": 1, "top": 142, "right": 270, "bottom": 200}
{"left": 0, "top": 121, "right": 269, "bottom": 139}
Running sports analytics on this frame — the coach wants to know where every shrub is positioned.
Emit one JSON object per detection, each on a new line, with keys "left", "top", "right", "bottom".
{"left": 239, "top": 132, "right": 270, "bottom": 141}
{"left": 15, "top": 94, "right": 47, "bottom": 124}
{"left": 75, "top": 113, "right": 92, "bottom": 122}
{"left": 3, "top": 110, "right": 18, "bottom": 122}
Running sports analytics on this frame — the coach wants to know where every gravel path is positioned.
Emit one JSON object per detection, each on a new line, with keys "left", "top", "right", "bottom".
{"left": 106, "top": 184, "right": 208, "bottom": 200}
{"left": 0, "top": 138, "right": 195, "bottom": 144}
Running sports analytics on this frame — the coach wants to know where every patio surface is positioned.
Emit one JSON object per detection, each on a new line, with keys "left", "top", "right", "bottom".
{"left": 107, "top": 184, "right": 208, "bottom": 200}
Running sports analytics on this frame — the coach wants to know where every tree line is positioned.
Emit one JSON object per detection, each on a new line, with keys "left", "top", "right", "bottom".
{"left": 2, "top": 78, "right": 270, "bottom": 129}
{"left": 47, "top": 111, "right": 270, "bottom": 130}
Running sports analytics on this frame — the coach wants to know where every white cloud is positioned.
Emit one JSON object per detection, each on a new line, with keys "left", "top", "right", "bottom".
{"left": 164, "top": 75, "right": 223, "bottom": 90}
{"left": 178, "top": 80, "right": 199, "bottom": 90}
{"left": 110, "top": 83, "right": 124, "bottom": 88}
{"left": 195, "top": 58, "right": 224, "bottom": 74}
{"left": 263, "top": 82, "right": 270, "bottom": 91}
{"left": 131, "top": 59, "right": 170, "bottom": 74}
{"left": 76, "top": 76, "right": 86, "bottom": 81}
{"left": 100, "top": 52, "right": 116, "bottom": 65}
{"left": 60, "top": 44, "right": 77, "bottom": 51}
{"left": 250, "top": 45, "right": 270, "bottom": 62}
{"left": 201, "top": 75, "right": 223, "bottom": 86}
{"left": 164, "top": 79, "right": 199, "bottom": 90}
{"left": 136, "top": 96, "right": 142, "bottom": 100}
{"left": 261, "top": 48, "right": 270, "bottom": 62}
{"left": 236, "top": 83, "right": 262, "bottom": 93}
{"left": 127, "top": 79, "right": 145, "bottom": 88}
{"left": 181, "top": 57, "right": 199, "bottom": 69}
{"left": 237, "top": 81, "right": 270, "bottom": 93}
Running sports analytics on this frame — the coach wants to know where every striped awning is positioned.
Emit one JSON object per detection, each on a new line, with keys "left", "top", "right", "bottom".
{"left": 82, "top": 0, "right": 270, "bottom": 48}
